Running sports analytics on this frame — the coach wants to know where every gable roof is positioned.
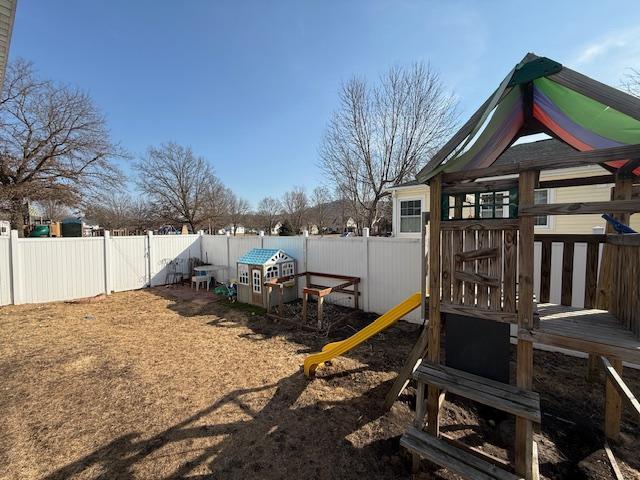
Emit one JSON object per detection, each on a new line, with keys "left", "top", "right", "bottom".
{"left": 417, "top": 53, "right": 640, "bottom": 182}
{"left": 494, "top": 138, "right": 576, "bottom": 167}
{"left": 237, "top": 248, "right": 292, "bottom": 265}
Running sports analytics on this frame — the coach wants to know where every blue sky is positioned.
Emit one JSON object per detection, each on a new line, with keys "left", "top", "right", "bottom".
{"left": 10, "top": 1, "right": 640, "bottom": 206}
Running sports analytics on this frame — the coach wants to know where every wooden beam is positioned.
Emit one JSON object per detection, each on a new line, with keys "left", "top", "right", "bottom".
{"left": 606, "top": 233, "right": 640, "bottom": 246}
{"left": 538, "top": 174, "right": 615, "bottom": 189}
{"left": 516, "top": 170, "right": 536, "bottom": 480}
{"left": 454, "top": 270, "right": 501, "bottom": 288}
{"left": 441, "top": 303, "right": 518, "bottom": 324}
{"left": 426, "top": 174, "right": 442, "bottom": 436}
{"left": 560, "top": 242, "right": 574, "bottom": 306}
{"left": 442, "top": 144, "right": 640, "bottom": 183}
{"left": 455, "top": 247, "right": 499, "bottom": 262}
{"left": 604, "top": 357, "right": 623, "bottom": 442}
{"left": 442, "top": 218, "right": 520, "bottom": 230}
{"left": 442, "top": 178, "right": 519, "bottom": 194}
{"left": 534, "top": 233, "right": 606, "bottom": 243}
{"left": 603, "top": 441, "right": 624, "bottom": 480}
{"left": 384, "top": 328, "right": 428, "bottom": 410}
{"left": 520, "top": 199, "right": 640, "bottom": 216}
{"left": 602, "top": 356, "right": 640, "bottom": 418}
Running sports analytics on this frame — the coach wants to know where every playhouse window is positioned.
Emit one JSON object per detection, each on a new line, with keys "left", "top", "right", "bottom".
{"left": 282, "top": 262, "right": 294, "bottom": 277}
{"left": 252, "top": 270, "right": 261, "bottom": 293}
{"left": 265, "top": 265, "right": 280, "bottom": 280}
{"left": 238, "top": 264, "right": 249, "bottom": 284}
{"left": 400, "top": 200, "right": 421, "bottom": 233}
{"left": 534, "top": 189, "right": 549, "bottom": 227}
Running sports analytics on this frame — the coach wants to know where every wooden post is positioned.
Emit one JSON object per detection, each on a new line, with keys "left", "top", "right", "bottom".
{"left": 353, "top": 282, "right": 359, "bottom": 310}
{"left": 516, "top": 170, "right": 536, "bottom": 480}
{"left": 426, "top": 174, "right": 442, "bottom": 436}
{"left": 266, "top": 284, "right": 272, "bottom": 313}
{"left": 317, "top": 295, "right": 324, "bottom": 330}
{"left": 279, "top": 284, "right": 284, "bottom": 315}
{"left": 412, "top": 381, "right": 426, "bottom": 472}
{"left": 605, "top": 358, "right": 623, "bottom": 442}
{"left": 302, "top": 291, "right": 308, "bottom": 323}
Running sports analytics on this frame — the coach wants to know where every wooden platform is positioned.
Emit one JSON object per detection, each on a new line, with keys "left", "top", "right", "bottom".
{"left": 401, "top": 426, "right": 523, "bottom": 480}
{"left": 413, "top": 361, "right": 541, "bottom": 423}
{"left": 519, "top": 303, "right": 640, "bottom": 364}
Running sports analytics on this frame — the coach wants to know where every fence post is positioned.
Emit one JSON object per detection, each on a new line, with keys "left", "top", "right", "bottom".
{"left": 226, "top": 231, "right": 231, "bottom": 279}
{"left": 147, "top": 230, "right": 154, "bottom": 287}
{"left": 362, "top": 228, "right": 370, "bottom": 312}
{"left": 198, "top": 230, "right": 204, "bottom": 261}
{"left": 103, "top": 230, "right": 112, "bottom": 295}
{"left": 303, "top": 230, "right": 309, "bottom": 273}
{"left": 259, "top": 230, "right": 264, "bottom": 248}
{"left": 9, "top": 230, "right": 21, "bottom": 305}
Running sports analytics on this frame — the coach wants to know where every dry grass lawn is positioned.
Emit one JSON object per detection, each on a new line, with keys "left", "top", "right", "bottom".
{"left": 0, "top": 287, "right": 638, "bottom": 479}
{"left": 0, "top": 288, "right": 416, "bottom": 480}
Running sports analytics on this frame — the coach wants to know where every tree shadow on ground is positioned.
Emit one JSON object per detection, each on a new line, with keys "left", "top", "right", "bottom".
{"left": 150, "top": 287, "right": 421, "bottom": 375}
{"left": 42, "top": 369, "right": 410, "bottom": 480}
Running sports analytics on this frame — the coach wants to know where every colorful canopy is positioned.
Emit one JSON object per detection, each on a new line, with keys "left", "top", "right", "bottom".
{"left": 418, "top": 54, "right": 640, "bottom": 181}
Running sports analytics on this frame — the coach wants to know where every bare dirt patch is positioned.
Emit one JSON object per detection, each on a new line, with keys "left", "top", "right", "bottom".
{"left": 0, "top": 287, "right": 638, "bottom": 479}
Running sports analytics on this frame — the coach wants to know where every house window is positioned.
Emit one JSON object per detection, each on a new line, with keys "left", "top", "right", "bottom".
{"left": 480, "top": 192, "right": 509, "bottom": 218}
{"left": 400, "top": 200, "right": 421, "bottom": 233}
{"left": 534, "top": 189, "right": 549, "bottom": 227}
{"left": 252, "top": 270, "right": 262, "bottom": 293}
{"left": 265, "top": 265, "right": 280, "bottom": 280}
{"left": 282, "top": 262, "right": 294, "bottom": 277}
{"left": 238, "top": 264, "right": 249, "bottom": 284}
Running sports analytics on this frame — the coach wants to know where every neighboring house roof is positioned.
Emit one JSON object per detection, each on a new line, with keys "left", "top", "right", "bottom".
{"left": 417, "top": 52, "right": 640, "bottom": 182}
{"left": 386, "top": 179, "right": 421, "bottom": 190}
{"left": 237, "top": 248, "right": 293, "bottom": 265}
{"left": 494, "top": 138, "right": 576, "bottom": 167}
{"left": 0, "top": 1, "right": 16, "bottom": 89}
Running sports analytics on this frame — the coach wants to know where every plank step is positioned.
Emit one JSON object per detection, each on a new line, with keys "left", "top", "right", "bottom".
{"left": 401, "top": 426, "right": 523, "bottom": 480}
{"left": 413, "top": 361, "right": 541, "bottom": 423}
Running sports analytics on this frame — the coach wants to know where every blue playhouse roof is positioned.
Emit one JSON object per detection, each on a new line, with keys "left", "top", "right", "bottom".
{"left": 237, "top": 248, "right": 283, "bottom": 265}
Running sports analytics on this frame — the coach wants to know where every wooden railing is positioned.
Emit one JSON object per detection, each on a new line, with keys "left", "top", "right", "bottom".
{"left": 533, "top": 234, "right": 606, "bottom": 308}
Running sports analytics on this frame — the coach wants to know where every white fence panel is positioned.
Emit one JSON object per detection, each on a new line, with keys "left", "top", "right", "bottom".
{"left": 307, "top": 237, "right": 367, "bottom": 307}
{"left": 0, "top": 237, "right": 10, "bottom": 305}
{"left": 18, "top": 237, "right": 105, "bottom": 303}
{"left": 368, "top": 237, "right": 422, "bottom": 321}
{"left": 111, "top": 236, "right": 148, "bottom": 292}
{"left": 151, "top": 234, "right": 201, "bottom": 286}
{"left": 201, "top": 235, "right": 228, "bottom": 266}
{"left": 262, "top": 236, "right": 305, "bottom": 266}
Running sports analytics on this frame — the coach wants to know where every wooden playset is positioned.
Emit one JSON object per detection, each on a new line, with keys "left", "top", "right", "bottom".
{"left": 396, "top": 54, "right": 640, "bottom": 479}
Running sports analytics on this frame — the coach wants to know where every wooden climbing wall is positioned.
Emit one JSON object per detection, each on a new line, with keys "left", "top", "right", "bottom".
{"left": 440, "top": 219, "right": 519, "bottom": 319}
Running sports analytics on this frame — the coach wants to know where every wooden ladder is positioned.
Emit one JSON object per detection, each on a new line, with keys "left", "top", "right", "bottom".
{"left": 401, "top": 361, "right": 540, "bottom": 479}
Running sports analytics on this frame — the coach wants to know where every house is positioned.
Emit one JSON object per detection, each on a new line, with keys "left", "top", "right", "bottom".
{"left": 236, "top": 248, "right": 297, "bottom": 308}
{"left": 387, "top": 138, "right": 640, "bottom": 237}
{"left": 0, "top": 220, "right": 9, "bottom": 237}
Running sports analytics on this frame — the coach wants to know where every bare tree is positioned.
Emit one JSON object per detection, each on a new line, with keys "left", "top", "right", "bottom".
{"left": 202, "top": 181, "right": 232, "bottom": 234}
{"left": 622, "top": 68, "right": 640, "bottom": 98}
{"left": 37, "top": 199, "right": 71, "bottom": 222}
{"left": 0, "top": 59, "right": 125, "bottom": 235}
{"left": 227, "top": 193, "right": 250, "bottom": 236}
{"left": 309, "top": 186, "right": 333, "bottom": 235}
{"left": 281, "top": 186, "right": 308, "bottom": 234}
{"left": 256, "top": 196, "right": 281, "bottom": 235}
{"left": 135, "top": 142, "right": 218, "bottom": 232}
{"left": 319, "top": 63, "right": 457, "bottom": 229}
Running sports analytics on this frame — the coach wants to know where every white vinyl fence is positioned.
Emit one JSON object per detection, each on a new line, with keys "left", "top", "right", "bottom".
{"left": 0, "top": 231, "right": 602, "bottom": 324}
{"left": 0, "top": 231, "right": 202, "bottom": 305}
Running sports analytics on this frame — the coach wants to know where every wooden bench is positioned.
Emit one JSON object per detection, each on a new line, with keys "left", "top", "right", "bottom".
{"left": 413, "top": 361, "right": 541, "bottom": 423}
{"left": 401, "top": 426, "right": 523, "bottom": 480}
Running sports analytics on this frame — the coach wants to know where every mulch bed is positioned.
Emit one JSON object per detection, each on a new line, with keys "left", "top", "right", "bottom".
{"left": 0, "top": 288, "right": 638, "bottom": 479}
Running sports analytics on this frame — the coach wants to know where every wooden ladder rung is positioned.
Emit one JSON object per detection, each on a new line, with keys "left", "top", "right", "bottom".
{"left": 401, "top": 426, "right": 523, "bottom": 480}
{"left": 413, "top": 361, "right": 541, "bottom": 423}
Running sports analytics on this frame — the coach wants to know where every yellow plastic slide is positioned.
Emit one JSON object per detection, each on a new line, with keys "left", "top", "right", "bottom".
{"left": 303, "top": 292, "right": 422, "bottom": 377}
